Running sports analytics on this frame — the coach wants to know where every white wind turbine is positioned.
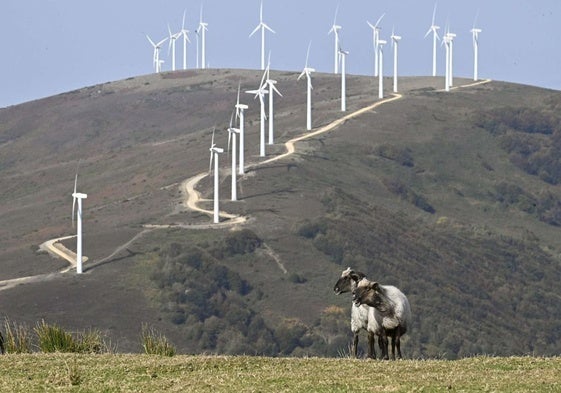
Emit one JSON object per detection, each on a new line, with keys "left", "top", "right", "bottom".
{"left": 297, "top": 41, "right": 315, "bottom": 131}
{"left": 197, "top": 4, "right": 208, "bottom": 69}
{"left": 179, "top": 10, "right": 191, "bottom": 70}
{"left": 338, "top": 46, "right": 349, "bottom": 112}
{"left": 249, "top": 0, "right": 275, "bottom": 71}
{"left": 377, "top": 39, "right": 387, "bottom": 99}
{"left": 209, "top": 128, "right": 224, "bottom": 223}
{"left": 246, "top": 69, "right": 269, "bottom": 157}
{"left": 146, "top": 35, "right": 168, "bottom": 73}
{"left": 72, "top": 170, "right": 87, "bottom": 274}
{"left": 424, "top": 3, "right": 440, "bottom": 77}
{"left": 227, "top": 111, "right": 240, "bottom": 201}
{"left": 167, "top": 24, "right": 181, "bottom": 71}
{"left": 391, "top": 28, "right": 402, "bottom": 93}
{"left": 235, "top": 84, "right": 249, "bottom": 175}
{"left": 471, "top": 14, "right": 482, "bottom": 81}
{"left": 328, "top": 5, "right": 342, "bottom": 74}
{"left": 367, "top": 13, "right": 385, "bottom": 77}
{"left": 264, "top": 56, "right": 282, "bottom": 145}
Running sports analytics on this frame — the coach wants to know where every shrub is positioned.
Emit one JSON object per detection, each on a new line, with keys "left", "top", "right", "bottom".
{"left": 3, "top": 318, "right": 32, "bottom": 354}
{"left": 34, "top": 320, "right": 108, "bottom": 354}
{"left": 35, "top": 320, "right": 76, "bottom": 353}
{"left": 140, "top": 324, "right": 176, "bottom": 356}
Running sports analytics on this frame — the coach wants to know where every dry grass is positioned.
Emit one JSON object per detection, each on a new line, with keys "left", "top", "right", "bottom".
{"left": 0, "top": 354, "right": 559, "bottom": 392}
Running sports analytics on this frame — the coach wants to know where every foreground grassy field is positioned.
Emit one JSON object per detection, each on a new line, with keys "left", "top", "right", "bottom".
{"left": 0, "top": 354, "right": 559, "bottom": 392}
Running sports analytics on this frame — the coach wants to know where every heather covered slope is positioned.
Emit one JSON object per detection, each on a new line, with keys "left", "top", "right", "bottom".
{"left": 0, "top": 70, "right": 560, "bottom": 358}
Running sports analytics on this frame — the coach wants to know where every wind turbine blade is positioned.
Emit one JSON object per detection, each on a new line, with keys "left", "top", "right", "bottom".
{"left": 333, "top": 3, "right": 339, "bottom": 25}
{"left": 200, "top": 3, "right": 203, "bottom": 23}
{"left": 305, "top": 41, "right": 312, "bottom": 68}
{"left": 249, "top": 24, "right": 261, "bottom": 38}
{"left": 263, "top": 23, "right": 275, "bottom": 34}
{"left": 272, "top": 84, "right": 282, "bottom": 97}
{"left": 146, "top": 34, "right": 156, "bottom": 47}
{"left": 432, "top": 3, "right": 438, "bottom": 25}
{"left": 424, "top": 27, "right": 433, "bottom": 38}
{"left": 182, "top": 10, "right": 186, "bottom": 30}
{"left": 367, "top": 21, "right": 375, "bottom": 30}
{"left": 374, "top": 13, "right": 385, "bottom": 28}
{"left": 260, "top": 0, "right": 263, "bottom": 22}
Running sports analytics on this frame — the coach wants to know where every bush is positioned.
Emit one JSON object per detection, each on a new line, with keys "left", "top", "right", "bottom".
{"left": 140, "top": 324, "right": 176, "bottom": 356}
{"left": 3, "top": 318, "right": 32, "bottom": 354}
{"left": 34, "top": 320, "right": 108, "bottom": 354}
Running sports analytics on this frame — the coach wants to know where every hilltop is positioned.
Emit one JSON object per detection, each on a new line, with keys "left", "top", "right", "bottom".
{"left": 1, "top": 69, "right": 561, "bottom": 358}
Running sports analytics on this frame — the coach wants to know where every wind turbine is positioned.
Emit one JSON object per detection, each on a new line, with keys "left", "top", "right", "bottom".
{"left": 227, "top": 111, "right": 240, "bottom": 201}
{"left": 264, "top": 55, "right": 282, "bottom": 145}
{"left": 471, "top": 14, "right": 482, "bottom": 81}
{"left": 197, "top": 4, "right": 208, "bottom": 69}
{"left": 328, "top": 5, "right": 342, "bottom": 74}
{"left": 377, "top": 39, "right": 387, "bottom": 99}
{"left": 179, "top": 10, "right": 191, "bottom": 70}
{"left": 391, "top": 29, "right": 402, "bottom": 93}
{"left": 338, "top": 46, "right": 349, "bottom": 111}
{"left": 72, "top": 170, "right": 87, "bottom": 274}
{"left": 246, "top": 69, "right": 269, "bottom": 157}
{"left": 209, "top": 128, "right": 224, "bottom": 223}
{"left": 249, "top": 0, "right": 275, "bottom": 71}
{"left": 367, "top": 13, "right": 385, "bottom": 77}
{"left": 424, "top": 3, "right": 440, "bottom": 77}
{"left": 146, "top": 35, "right": 168, "bottom": 73}
{"left": 167, "top": 24, "right": 181, "bottom": 71}
{"left": 235, "top": 84, "right": 249, "bottom": 175}
{"left": 298, "top": 41, "right": 315, "bottom": 131}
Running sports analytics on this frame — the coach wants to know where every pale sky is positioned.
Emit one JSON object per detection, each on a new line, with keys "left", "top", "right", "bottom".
{"left": 1, "top": 0, "right": 559, "bottom": 108}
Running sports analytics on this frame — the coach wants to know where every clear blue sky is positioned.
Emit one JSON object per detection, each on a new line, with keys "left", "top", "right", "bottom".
{"left": 1, "top": 0, "right": 559, "bottom": 108}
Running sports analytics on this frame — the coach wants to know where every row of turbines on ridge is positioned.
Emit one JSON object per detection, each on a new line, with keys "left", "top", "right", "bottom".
{"left": 69, "top": 2, "right": 484, "bottom": 274}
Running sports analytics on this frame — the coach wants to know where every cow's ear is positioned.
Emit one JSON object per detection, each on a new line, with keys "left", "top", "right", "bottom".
{"left": 371, "top": 282, "right": 380, "bottom": 291}
{"left": 349, "top": 271, "right": 360, "bottom": 281}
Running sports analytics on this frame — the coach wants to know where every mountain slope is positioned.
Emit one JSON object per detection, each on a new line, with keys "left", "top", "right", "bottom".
{"left": 1, "top": 70, "right": 560, "bottom": 358}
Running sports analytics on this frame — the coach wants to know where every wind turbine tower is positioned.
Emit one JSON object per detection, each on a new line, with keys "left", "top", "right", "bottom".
{"left": 209, "top": 129, "right": 224, "bottom": 223}
{"left": 378, "top": 39, "right": 387, "bottom": 99}
{"left": 246, "top": 70, "right": 269, "bottom": 157}
{"left": 250, "top": 1, "right": 275, "bottom": 71}
{"left": 227, "top": 113, "right": 240, "bottom": 201}
{"left": 265, "top": 58, "right": 282, "bottom": 145}
{"left": 298, "top": 42, "right": 315, "bottom": 131}
{"left": 471, "top": 26, "right": 482, "bottom": 81}
{"left": 328, "top": 6, "right": 342, "bottom": 74}
{"left": 180, "top": 11, "right": 191, "bottom": 70}
{"left": 168, "top": 24, "right": 180, "bottom": 71}
{"left": 72, "top": 174, "right": 87, "bottom": 274}
{"left": 391, "top": 30, "right": 402, "bottom": 93}
{"left": 367, "top": 13, "right": 385, "bottom": 77}
{"left": 197, "top": 5, "right": 208, "bottom": 69}
{"left": 447, "top": 31, "right": 456, "bottom": 87}
{"left": 235, "top": 84, "right": 249, "bottom": 175}
{"left": 424, "top": 4, "right": 440, "bottom": 77}
{"left": 443, "top": 34, "right": 452, "bottom": 91}
{"left": 339, "top": 47, "right": 349, "bottom": 111}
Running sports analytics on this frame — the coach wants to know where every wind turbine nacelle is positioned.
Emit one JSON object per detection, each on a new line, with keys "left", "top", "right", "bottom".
{"left": 471, "top": 28, "right": 482, "bottom": 33}
{"left": 72, "top": 192, "right": 88, "bottom": 199}
{"left": 392, "top": 35, "right": 402, "bottom": 41}
{"left": 236, "top": 104, "right": 249, "bottom": 110}
{"left": 378, "top": 40, "right": 387, "bottom": 45}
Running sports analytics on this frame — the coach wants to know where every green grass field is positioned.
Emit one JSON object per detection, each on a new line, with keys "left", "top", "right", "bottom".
{"left": 1, "top": 354, "right": 559, "bottom": 392}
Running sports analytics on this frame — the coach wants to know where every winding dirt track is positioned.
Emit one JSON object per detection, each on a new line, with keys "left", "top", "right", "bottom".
{"left": 0, "top": 78, "right": 492, "bottom": 290}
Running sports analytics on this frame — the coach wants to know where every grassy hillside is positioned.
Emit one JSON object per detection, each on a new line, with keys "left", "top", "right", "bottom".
{"left": 1, "top": 69, "right": 561, "bottom": 359}
{"left": 1, "top": 354, "right": 559, "bottom": 392}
